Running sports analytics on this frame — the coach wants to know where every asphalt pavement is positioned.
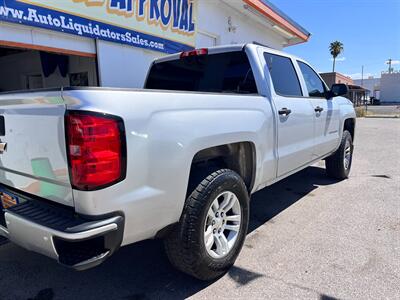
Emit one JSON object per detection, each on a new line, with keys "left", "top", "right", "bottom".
{"left": 0, "top": 118, "right": 399, "bottom": 300}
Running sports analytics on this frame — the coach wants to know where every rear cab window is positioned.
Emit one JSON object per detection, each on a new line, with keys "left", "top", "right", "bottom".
{"left": 145, "top": 51, "right": 258, "bottom": 94}
{"left": 264, "top": 52, "right": 302, "bottom": 97}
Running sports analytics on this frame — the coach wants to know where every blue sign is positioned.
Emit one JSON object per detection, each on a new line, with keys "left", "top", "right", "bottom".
{"left": 0, "top": 0, "right": 196, "bottom": 54}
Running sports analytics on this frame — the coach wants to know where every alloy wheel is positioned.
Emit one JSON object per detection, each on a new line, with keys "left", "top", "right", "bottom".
{"left": 203, "top": 191, "right": 242, "bottom": 259}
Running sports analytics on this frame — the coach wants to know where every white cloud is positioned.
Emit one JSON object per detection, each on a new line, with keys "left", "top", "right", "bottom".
{"left": 385, "top": 60, "right": 400, "bottom": 65}
{"left": 330, "top": 57, "right": 346, "bottom": 62}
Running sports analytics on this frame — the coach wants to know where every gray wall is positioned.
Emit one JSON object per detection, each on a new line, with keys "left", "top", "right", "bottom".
{"left": 380, "top": 72, "right": 400, "bottom": 103}
{"left": 354, "top": 77, "right": 381, "bottom": 98}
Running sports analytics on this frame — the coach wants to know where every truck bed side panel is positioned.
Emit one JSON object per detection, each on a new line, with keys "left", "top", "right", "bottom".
{"left": 63, "top": 89, "right": 275, "bottom": 245}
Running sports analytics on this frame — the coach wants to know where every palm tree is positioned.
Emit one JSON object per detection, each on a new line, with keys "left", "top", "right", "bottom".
{"left": 329, "top": 41, "right": 344, "bottom": 72}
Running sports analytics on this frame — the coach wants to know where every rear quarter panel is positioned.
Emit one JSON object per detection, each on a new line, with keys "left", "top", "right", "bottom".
{"left": 63, "top": 89, "right": 274, "bottom": 245}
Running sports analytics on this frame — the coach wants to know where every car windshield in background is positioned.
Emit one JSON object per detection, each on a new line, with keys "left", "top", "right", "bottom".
{"left": 145, "top": 51, "right": 258, "bottom": 94}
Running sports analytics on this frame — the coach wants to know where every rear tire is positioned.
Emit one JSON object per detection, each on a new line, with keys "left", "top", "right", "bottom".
{"left": 164, "top": 169, "right": 249, "bottom": 280}
{"left": 325, "top": 130, "right": 353, "bottom": 179}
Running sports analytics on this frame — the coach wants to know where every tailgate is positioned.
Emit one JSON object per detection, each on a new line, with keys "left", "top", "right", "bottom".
{"left": 0, "top": 89, "right": 73, "bottom": 207}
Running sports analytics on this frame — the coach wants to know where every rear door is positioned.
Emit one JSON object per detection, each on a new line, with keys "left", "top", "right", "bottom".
{"left": 263, "top": 52, "right": 315, "bottom": 177}
{"left": 296, "top": 61, "right": 341, "bottom": 157}
{"left": 0, "top": 90, "right": 73, "bottom": 206}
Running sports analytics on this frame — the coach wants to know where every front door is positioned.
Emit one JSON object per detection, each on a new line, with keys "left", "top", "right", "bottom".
{"left": 274, "top": 95, "right": 316, "bottom": 176}
{"left": 296, "top": 61, "right": 341, "bottom": 158}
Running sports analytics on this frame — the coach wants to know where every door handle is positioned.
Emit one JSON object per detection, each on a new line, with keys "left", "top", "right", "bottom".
{"left": 315, "top": 106, "right": 324, "bottom": 113}
{"left": 278, "top": 108, "right": 292, "bottom": 116}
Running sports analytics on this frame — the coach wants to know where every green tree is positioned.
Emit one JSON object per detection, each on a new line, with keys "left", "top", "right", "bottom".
{"left": 329, "top": 41, "right": 344, "bottom": 72}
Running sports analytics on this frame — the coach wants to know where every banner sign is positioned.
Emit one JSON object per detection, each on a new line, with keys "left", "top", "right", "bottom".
{"left": 0, "top": 0, "right": 197, "bottom": 53}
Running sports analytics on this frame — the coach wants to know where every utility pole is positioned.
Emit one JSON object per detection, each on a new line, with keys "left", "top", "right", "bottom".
{"left": 361, "top": 65, "right": 367, "bottom": 111}
{"left": 361, "top": 65, "right": 364, "bottom": 86}
{"left": 387, "top": 58, "right": 392, "bottom": 73}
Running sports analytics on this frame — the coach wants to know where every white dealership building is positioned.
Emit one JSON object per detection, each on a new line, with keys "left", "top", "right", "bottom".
{"left": 0, "top": 0, "right": 309, "bottom": 92}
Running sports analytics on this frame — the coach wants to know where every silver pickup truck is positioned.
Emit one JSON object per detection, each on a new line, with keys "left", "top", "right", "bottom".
{"left": 0, "top": 43, "right": 355, "bottom": 280}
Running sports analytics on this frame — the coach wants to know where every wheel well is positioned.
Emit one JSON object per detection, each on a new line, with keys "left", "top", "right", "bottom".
{"left": 189, "top": 142, "right": 256, "bottom": 192}
{"left": 344, "top": 118, "right": 355, "bottom": 141}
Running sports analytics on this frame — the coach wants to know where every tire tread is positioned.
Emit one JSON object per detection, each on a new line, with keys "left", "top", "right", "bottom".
{"left": 164, "top": 169, "right": 248, "bottom": 280}
{"left": 326, "top": 130, "right": 353, "bottom": 179}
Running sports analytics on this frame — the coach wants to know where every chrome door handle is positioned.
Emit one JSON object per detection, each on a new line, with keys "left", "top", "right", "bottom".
{"left": 278, "top": 108, "right": 292, "bottom": 116}
{"left": 315, "top": 106, "right": 324, "bottom": 113}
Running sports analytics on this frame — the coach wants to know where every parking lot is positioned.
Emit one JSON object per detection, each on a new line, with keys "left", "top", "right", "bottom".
{"left": 0, "top": 118, "right": 399, "bottom": 300}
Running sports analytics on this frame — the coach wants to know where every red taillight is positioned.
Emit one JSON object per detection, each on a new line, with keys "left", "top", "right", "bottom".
{"left": 180, "top": 48, "right": 208, "bottom": 58}
{"left": 65, "top": 111, "right": 126, "bottom": 191}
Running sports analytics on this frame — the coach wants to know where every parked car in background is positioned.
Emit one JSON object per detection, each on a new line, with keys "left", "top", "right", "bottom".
{"left": 0, "top": 43, "right": 355, "bottom": 280}
{"left": 370, "top": 97, "right": 381, "bottom": 105}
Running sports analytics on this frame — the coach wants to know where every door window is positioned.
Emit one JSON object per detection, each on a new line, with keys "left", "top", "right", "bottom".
{"left": 264, "top": 53, "right": 302, "bottom": 97}
{"left": 298, "top": 61, "right": 326, "bottom": 98}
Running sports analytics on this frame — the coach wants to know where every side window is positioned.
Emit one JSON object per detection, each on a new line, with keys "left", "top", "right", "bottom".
{"left": 298, "top": 61, "right": 326, "bottom": 98}
{"left": 264, "top": 53, "right": 302, "bottom": 97}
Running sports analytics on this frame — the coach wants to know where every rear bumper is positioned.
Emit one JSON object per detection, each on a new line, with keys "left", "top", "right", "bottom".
{"left": 0, "top": 190, "right": 124, "bottom": 270}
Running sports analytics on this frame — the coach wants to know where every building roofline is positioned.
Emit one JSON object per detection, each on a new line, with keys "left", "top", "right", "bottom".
{"left": 243, "top": 0, "right": 311, "bottom": 43}
{"left": 260, "top": 0, "right": 310, "bottom": 37}
{"left": 319, "top": 72, "right": 352, "bottom": 81}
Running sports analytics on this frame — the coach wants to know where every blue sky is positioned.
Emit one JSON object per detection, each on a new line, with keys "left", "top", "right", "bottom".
{"left": 271, "top": 0, "right": 400, "bottom": 79}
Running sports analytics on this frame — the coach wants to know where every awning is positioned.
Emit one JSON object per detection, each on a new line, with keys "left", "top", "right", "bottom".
{"left": 242, "top": 0, "right": 311, "bottom": 45}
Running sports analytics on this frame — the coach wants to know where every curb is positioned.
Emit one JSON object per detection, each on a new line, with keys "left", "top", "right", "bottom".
{"left": 364, "top": 115, "right": 399, "bottom": 119}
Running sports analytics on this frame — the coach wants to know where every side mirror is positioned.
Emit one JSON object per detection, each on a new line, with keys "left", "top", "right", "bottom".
{"left": 327, "top": 83, "right": 348, "bottom": 99}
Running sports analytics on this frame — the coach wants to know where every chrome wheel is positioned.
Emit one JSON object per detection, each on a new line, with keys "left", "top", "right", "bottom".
{"left": 204, "top": 191, "right": 241, "bottom": 259}
{"left": 343, "top": 140, "right": 352, "bottom": 170}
